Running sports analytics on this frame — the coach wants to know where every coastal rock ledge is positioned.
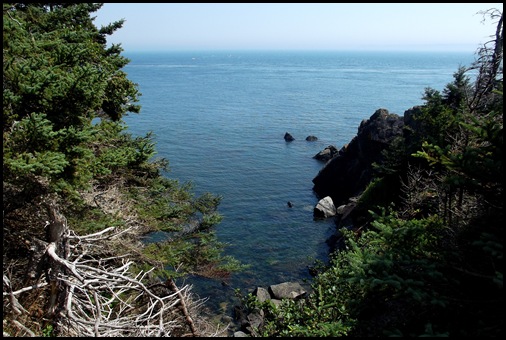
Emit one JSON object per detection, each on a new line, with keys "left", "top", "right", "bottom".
{"left": 312, "top": 108, "right": 404, "bottom": 207}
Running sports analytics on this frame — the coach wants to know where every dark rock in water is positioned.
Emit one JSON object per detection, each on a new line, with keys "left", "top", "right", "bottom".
{"left": 284, "top": 132, "right": 295, "bottom": 142}
{"left": 305, "top": 135, "right": 318, "bottom": 141}
{"left": 287, "top": 201, "right": 293, "bottom": 208}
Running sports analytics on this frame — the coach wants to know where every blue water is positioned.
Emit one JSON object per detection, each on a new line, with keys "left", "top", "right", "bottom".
{"left": 120, "top": 50, "right": 475, "bottom": 315}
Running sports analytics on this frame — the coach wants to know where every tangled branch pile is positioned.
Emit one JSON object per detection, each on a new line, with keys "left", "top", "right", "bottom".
{"left": 3, "top": 204, "right": 226, "bottom": 337}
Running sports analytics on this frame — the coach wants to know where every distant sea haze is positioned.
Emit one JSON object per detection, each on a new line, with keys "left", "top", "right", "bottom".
{"left": 121, "top": 50, "right": 475, "bottom": 313}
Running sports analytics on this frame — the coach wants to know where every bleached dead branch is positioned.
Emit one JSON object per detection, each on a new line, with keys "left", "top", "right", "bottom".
{"left": 3, "top": 206, "right": 224, "bottom": 337}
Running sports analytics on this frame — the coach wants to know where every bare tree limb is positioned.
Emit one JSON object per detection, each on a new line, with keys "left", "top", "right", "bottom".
{"left": 3, "top": 215, "right": 227, "bottom": 337}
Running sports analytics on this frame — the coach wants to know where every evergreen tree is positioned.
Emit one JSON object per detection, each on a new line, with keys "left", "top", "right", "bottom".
{"left": 3, "top": 3, "right": 140, "bottom": 189}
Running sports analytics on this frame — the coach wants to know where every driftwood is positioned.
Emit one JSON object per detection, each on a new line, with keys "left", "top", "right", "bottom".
{"left": 3, "top": 205, "right": 224, "bottom": 337}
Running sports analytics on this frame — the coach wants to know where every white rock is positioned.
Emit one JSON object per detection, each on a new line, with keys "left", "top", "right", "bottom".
{"left": 314, "top": 196, "right": 337, "bottom": 218}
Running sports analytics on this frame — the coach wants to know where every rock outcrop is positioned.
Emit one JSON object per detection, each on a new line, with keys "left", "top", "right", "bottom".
{"left": 312, "top": 108, "right": 404, "bottom": 207}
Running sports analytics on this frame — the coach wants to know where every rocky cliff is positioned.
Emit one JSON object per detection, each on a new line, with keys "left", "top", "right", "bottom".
{"left": 312, "top": 108, "right": 404, "bottom": 207}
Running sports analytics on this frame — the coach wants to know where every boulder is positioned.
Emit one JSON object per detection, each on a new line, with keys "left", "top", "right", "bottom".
{"left": 246, "top": 309, "right": 264, "bottom": 330}
{"left": 284, "top": 132, "right": 295, "bottom": 142}
{"left": 314, "top": 196, "right": 337, "bottom": 219}
{"left": 270, "top": 299, "right": 282, "bottom": 308}
{"left": 336, "top": 204, "right": 347, "bottom": 215}
{"left": 254, "top": 287, "right": 271, "bottom": 303}
{"left": 268, "top": 282, "right": 306, "bottom": 300}
{"left": 305, "top": 135, "right": 318, "bottom": 141}
{"left": 233, "top": 331, "right": 249, "bottom": 337}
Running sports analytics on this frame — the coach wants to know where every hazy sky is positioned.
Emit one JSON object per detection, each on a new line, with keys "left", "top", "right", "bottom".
{"left": 92, "top": 3, "right": 502, "bottom": 52}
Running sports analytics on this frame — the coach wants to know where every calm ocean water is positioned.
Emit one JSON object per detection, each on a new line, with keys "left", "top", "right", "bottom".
{"left": 121, "top": 50, "right": 475, "bottom": 315}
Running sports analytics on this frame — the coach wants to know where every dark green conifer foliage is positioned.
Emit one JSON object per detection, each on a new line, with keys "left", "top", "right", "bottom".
{"left": 3, "top": 3, "right": 140, "bottom": 189}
